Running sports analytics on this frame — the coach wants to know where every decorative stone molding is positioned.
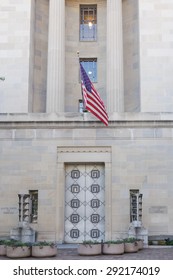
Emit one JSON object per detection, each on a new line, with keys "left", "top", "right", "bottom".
{"left": 57, "top": 146, "right": 111, "bottom": 154}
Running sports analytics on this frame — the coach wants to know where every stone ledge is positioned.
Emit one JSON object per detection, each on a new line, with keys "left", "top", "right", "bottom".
{"left": 1, "top": 112, "right": 173, "bottom": 129}
{"left": 1, "top": 112, "right": 173, "bottom": 122}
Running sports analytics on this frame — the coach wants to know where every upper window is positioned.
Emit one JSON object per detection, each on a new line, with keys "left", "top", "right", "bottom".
{"left": 80, "top": 5, "right": 97, "bottom": 41}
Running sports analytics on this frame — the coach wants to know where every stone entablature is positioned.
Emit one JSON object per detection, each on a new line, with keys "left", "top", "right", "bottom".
{"left": 1, "top": 113, "right": 173, "bottom": 130}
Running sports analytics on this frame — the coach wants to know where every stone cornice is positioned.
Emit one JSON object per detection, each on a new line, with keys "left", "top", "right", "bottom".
{"left": 1, "top": 113, "right": 173, "bottom": 129}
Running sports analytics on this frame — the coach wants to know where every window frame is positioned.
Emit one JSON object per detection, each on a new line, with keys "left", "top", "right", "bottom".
{"left": 79, "top": 4, "right": 97, "bottom": 41}
{"left": 79, "top": 58, "right": 97, "bottom": 83}
{"left": 29, "top": 190, "right": 38, "bottom": 224}
{"left": 130, "top": 189, "right": 142, "bottom": 226}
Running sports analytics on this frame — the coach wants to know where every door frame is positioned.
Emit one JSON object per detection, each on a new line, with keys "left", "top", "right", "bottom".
{"left": 56, "top": 146, "right": 112, "bottom": 243}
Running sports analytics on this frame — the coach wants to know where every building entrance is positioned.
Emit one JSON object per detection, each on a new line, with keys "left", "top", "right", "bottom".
{"left": 64, "top": 163, "right": 105, "bottom": 243}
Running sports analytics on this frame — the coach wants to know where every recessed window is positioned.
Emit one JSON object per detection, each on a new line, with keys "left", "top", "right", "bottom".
{"left": 130, "top": 189, "right": 142, "bottom": 227}
{"left": 80, "top": 5, "right": 97, "bottom": 41}
{"left": 29, "top": 190, "right": 38, "bottom": 223}
{"left": 80, "top": 58, "right": 97, "bottom": 83}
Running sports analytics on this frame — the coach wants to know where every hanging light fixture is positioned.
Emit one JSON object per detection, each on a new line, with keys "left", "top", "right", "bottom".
{"left": 88, "top": 21, "right": 93, "bottom": 29}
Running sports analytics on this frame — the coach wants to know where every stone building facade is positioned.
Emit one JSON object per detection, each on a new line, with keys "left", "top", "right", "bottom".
{"left": 1, "top": 0, "right": 173, "bottom": 243}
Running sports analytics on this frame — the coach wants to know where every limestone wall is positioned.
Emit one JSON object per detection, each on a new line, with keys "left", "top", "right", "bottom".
{"left": 139, "top": 0, "right": 173, "bottom": 112}
{"left": 1, "top": 113, "right": 173, "bottom": 241}
{"left": 32, "top": 0, "right": 49, "bottom": 113}
{"left": 123, "top": 0, "right": 140, "bottom": 112}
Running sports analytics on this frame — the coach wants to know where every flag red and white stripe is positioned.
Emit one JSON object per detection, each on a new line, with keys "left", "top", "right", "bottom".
{"left": 80, "top": 63, "right": 108, "bottom": 126}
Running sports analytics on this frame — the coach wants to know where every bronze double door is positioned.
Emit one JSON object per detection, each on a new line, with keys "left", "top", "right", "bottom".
{"left": 64, "top": 163, "right": 105, "bottom": 243}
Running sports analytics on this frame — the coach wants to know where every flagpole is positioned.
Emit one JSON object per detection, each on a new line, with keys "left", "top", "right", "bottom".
{"left": 77, "top": 51, "right": 85, "bottom": 120}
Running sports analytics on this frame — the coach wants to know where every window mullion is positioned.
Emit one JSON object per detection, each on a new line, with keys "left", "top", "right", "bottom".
{"left": 80, "top": 5, "right": 97, "bottom": 41}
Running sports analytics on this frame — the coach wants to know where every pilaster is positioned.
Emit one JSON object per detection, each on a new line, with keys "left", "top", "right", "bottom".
{"left": 107, "top": 0, "right": 124, "bottom": 113}
{"left": 46, "top": 0, "right": 65, "bottom": 113}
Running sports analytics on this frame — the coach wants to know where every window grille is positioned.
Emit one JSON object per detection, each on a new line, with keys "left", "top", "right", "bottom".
{"left": 130, "top": 189, "right": 142, "bottom": 227}
{"left": 30, "top": 190, "right": 38, "bottom": 223}
{"left": 80, "top": 5, "right": 97, "bottom": 41}
{"left": 79, "top": 58, "right": 97, "bottom": 83}
{"left": 18, "top": 190, "right": 38, "bottom": 224}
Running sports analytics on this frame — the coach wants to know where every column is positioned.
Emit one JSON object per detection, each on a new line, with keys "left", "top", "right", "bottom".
{"left": 46, "top": 0, "right": 65, "bottom": 113}
{"left": 107, "top": 0, "right": 124, "bottom": 113}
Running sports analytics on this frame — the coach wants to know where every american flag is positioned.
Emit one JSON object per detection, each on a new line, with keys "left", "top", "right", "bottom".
{"left": 80, "top": 63, "right": 108, "bottom": 126}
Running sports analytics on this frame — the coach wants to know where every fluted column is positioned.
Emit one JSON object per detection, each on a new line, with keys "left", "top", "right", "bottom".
{"left": 46, "top": 0, "right": 65, "bottom": 113}
{"left": 107, "top": 0, "right": 124, "bottom": 113}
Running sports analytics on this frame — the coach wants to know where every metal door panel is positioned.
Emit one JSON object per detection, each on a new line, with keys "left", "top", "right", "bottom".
{"left": 65, "top": 164, "right": 105, "bottom": 243}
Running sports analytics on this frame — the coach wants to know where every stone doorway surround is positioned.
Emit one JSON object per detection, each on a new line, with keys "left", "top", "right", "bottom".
{"left": 56, "top": 146, "right": 112, "bottom": 243}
